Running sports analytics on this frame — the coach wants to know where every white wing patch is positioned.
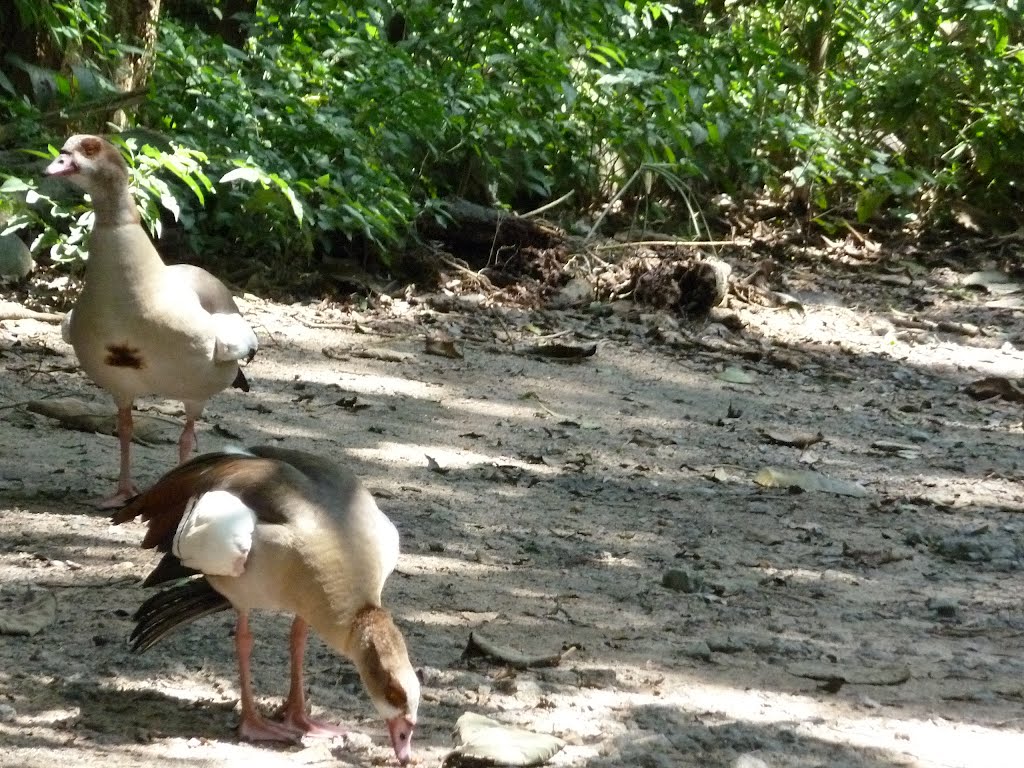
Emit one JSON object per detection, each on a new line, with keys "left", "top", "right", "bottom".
{"left": 172, "top": 490, "right": 255, "bottom": 577}
{"left": 210, "top": 312, "right": 258, "bottom": 363}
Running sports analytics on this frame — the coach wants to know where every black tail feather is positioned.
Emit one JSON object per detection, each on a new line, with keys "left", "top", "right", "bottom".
{"left": 232, "top": 367, "right": 250, "bottom": 392}
{"left": 131, "top": 578, "right": 231, "bottom": 652}
{"left": 142, "top": 552, "right": 200, "bottom": 588}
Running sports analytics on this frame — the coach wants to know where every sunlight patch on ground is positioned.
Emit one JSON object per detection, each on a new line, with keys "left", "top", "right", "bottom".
{"left": 351, "top": 441, "right": 561, "bottom": 475}
{"left": 758, "top": 564, "right": 863, "bottom": 585}
{"left": 398, "top": 553, "right": 506, "bottom": 578}
{"left": 535, "top": 676, "right": 1024, "bottom": 768}
{"left": 402, "top": 609, "right": 497, "bottom": 626}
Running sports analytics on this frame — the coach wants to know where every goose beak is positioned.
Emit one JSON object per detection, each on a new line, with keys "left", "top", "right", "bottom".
{"left": 387, "top": 715, "right": 415, "bottom": 764}
{"left": 45, "top": 153, "right": 77, "bottom": 177}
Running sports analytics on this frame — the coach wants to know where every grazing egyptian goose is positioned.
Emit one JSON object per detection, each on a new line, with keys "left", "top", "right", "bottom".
{"left": 112, "top": 446, "right": 419, "bottom": 764}
{"left": 45, "top": 135, "right": 257, "bottom": 508}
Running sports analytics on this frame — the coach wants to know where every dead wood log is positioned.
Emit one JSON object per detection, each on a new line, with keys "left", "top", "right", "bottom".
{"left": 416, "top": 198, "right": 564, "bottom": 267}
{"left": 630, "top": 256, "right": 732, "bottom": 318}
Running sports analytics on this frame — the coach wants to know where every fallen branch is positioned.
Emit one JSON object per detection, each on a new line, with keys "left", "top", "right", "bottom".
{"left": 521, "top": 190, "right": 574, "bottom": 219}
{"left": 463, "top": 630, "right": 573, "bottom": 669}
{"left": 594, "top": 238, "right": 744, "bottom": 250}
{"left": 0, "top": 301, "right": 63, "bottom": 323}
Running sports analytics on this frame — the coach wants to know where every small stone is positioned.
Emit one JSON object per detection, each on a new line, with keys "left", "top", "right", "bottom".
{"left": 682, "top": 640, "right": 712, "bottom": 661}
{"left": 927, "top": 596, "right": 958, "bottom": 618}
{"left": 335, "top": 730, "right": 374, "bottom": 753}
{"left": 577, "top": 667, "right": 618, "bottom": 689}
{"left": 0, "top": 703, "right": 15, "bottom": 722}
{"left": 734, "top": 755, "right": 770, "bottom": 768}
{"left": 706, "top": 634, "right": 746, "bottom": 654}
{"left": 0, "top": 234, "right": 32, "bottom": 279}
{"left": 662, "top": 568, "right": 704, "bottom": 593}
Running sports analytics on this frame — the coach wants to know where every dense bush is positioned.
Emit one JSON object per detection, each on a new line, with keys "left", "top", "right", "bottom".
{"left": 1, "top": 0, "right": 1022, "bottom": 272}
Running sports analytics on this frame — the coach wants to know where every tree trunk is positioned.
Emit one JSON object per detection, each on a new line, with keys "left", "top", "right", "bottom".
{"left": 106, "top": 0, "right": 162, "bottom": 124}
{"left": 0, "top": 5, "right": 62, "bottom": 111}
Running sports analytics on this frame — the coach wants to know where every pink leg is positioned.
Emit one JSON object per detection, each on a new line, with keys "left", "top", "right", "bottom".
{"left": 235, "top": 614, "right": 302, "bottom": 743}
{"left": 96, "top": 406, "right": 140, "bottom": 508}
{"left": 279, "top": 617, "right": 347, "bottom": 737}
{"left": 178, "top": 417, "right": 197, "bottom": 463}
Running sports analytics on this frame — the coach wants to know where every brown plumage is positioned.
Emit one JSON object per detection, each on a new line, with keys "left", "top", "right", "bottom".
{"left": 113, "top": 446, "right": 419, "bottom": 763}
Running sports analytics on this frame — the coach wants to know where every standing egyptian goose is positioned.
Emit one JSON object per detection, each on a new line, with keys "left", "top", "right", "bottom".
{"left": 112, "top": 446, "right": 419, "bottom": 764}
{"left": 45, "top": 135, "right": 257, "bottom": 507}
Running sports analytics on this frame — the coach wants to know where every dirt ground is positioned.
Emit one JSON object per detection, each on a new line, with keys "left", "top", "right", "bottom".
{"left": 1, "top": 247, "right": 1023, "bottom": 768}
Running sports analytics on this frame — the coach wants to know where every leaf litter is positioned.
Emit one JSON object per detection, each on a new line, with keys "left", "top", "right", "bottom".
{"left": 1, "top": 236, "right": 1024, "bottom": 767}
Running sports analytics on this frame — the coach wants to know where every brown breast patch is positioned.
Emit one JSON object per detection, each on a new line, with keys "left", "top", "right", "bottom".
{"left": 105, "top": 344, "right": 145, "bottom": 369}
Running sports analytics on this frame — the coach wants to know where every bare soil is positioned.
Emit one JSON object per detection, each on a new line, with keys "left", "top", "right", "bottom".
{"left": 1, "top": 249, "right": 1023, "bottom": 768}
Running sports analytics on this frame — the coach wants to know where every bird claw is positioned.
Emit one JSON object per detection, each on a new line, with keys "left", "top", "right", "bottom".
{"left": 277, "top": 701, "right": 348, "bottom": 739}
{"left": 286, "top": 715, "right": 348, "bottom": 739}
{"left": 238, "top": 714, "right": 303, "bottom": 744}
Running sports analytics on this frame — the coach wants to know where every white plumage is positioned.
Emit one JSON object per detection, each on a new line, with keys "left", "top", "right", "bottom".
{"left": 45, "top": 135, "right": 258, "bottom": 507}
{"left": 114, "top": 447, "right": 419, "bottom": 763}
{"left": 172, "top": 490, "right": 254, "bottom": 577}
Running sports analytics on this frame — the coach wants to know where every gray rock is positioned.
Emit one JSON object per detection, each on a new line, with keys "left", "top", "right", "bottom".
{"left": 662, "top": 568, "right": 704, "bottom": 593}
{"left": 682, "top": 640, "right": 713, "bottom": 661}
{"left": 706, "top": 634, "right": 747, "bottom": 654}
{"left": 0, "top": 234, "right": 32, "bottom": 279}
{"left": 927, "top": 596, "right": 958, "bottom": 618}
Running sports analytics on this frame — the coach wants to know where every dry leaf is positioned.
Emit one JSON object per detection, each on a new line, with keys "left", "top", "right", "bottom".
{"left": 426, "top": 455, "right": 450, "bottom": 475}
{"left": 962, "top": 270, "right": 1023, "bottom": 295}
{"left": 0, "top": 588, "right": 57, "bottom": 636}
{"left": 323, "top": 344, "right": 411, "bottom": 362}
{"left": 443, "top": 712, "right": 565, "bottom": 767}
{"left": 425, "top": 334, "right": 464, "bottom": 359}
{"left": 787, "top": 661, "right": 910, "bottom": 686}
{"left": 523, "top": 342, "right": 597, "bottom": 362}
{"left": 964, "top": 376, "right": 1024, "bottom": 403}
{"left": 463, "top": 631, "right": 570, "bottom": 669}
{"left": 755, "top": 467, "right": 869, "bottom": 498}
{"left": 717, "top": 366, "right": 756, "bottom": 385}
{"left": 759, "top": 429, "right": 824, "bottom": 449}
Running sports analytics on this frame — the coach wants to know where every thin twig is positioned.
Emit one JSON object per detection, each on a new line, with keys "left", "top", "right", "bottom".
{"left": 490, "top": 307, "right": 516, "bottom": 346}
{"left": 585, "top": 167, "right": 643, "bottom": 242}
{"left": 594, "top": 239, "right": 744, "bottom": 250}
{"left": 521, "top": 190, "right": 575, "bottom": 218}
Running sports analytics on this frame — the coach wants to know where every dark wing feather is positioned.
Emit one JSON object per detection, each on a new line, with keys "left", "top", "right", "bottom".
{"left": 113, "top": 451, "right": 297, "bottom": 553}
{"left": 112, "top": 452, "right": 239, "bottom": 550}
{"left": 143, "top": 551, "right": 199, "bottom": 587}
{"left": 130, "top": 578, "right": 231, "bottom": 652}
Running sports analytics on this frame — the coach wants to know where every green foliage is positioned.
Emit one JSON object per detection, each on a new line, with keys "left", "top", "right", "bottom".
{"left": 2, "top": 0, "right": 1023, "bottom": 272}
{"left": 1, "top": 138, "right": 212, "bottom": 264}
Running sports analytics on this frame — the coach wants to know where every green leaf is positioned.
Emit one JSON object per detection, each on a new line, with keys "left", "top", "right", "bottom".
{"left": 220, "top": 167, "right": 264, "bottom": 184}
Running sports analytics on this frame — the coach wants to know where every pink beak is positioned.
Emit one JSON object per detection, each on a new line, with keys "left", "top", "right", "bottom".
{"left": 386, "top": 715, "right": 415, "bottom": 765}
{"left": 45, "top": 153, "right": 76, "bottom": 177}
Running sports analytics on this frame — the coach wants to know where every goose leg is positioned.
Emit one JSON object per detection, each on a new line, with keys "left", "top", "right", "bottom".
{"left": 179, "top": 400, "right": 205, "bottom": 463}
{"left": 280, "top": 617, "right": 347, "bottom": 737}
{"left": 235, "top": 613, "right": 302, "bottom": 743}
{"left": 97, "top": 406, "right": 140, "bottom": 508}
{"left": 178, "top": 417, "right": 197, "bottom": 463}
